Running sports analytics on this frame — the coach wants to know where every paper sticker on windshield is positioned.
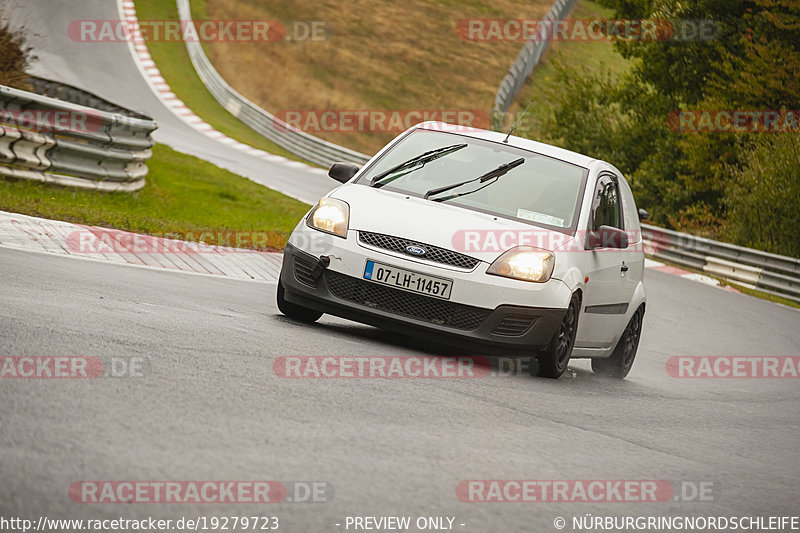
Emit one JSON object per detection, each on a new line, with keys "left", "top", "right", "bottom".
{"left": 517, "top": 208, "right": 564, "bottom": 227}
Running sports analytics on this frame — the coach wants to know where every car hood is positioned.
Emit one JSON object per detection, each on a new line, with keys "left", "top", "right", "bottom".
{"left": 329, "top": 184, "right": 575, "bottom": 264}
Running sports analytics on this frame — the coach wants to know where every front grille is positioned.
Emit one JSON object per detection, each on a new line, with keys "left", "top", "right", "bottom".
{"left": 294, "top": 256, "right": 318, "bottom": 287}
{"left": 358, "top": 231, "right": 480, "bottom": 270}
{"left": 492, "top": 315, "right": 536, "bottom": 336}
{"left": 326, "top": 271, "right": 490, "bottom": 331}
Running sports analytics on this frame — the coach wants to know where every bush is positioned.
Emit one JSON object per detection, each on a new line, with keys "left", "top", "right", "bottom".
{"left": 540, "top": 62, "right": 689, "bottom": 227}
{"left": 0, "top": 13, "right": 34, "bottom": 88}
{"left": 725, "top": 134, "right": 800, "bottom": 258}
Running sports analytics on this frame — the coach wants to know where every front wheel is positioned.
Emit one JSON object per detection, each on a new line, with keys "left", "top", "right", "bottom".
{"left": 538, "top": 292, "right": 581, "bottom": 379}
{"left": 277, "top": 280, "right": 322, "bottom": 323}
{"left": 592, "top": 304, "right": 644, "bottom": 379}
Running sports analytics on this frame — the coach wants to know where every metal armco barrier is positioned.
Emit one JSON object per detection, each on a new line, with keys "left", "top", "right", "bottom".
{"left": 642, "top": 224, "right": 800, "bottom": 304}
{"left": 492, "top": 0, "right": 578, "bottom": 121}
{"left": 175, "top": 0, "right": 370, "bottom": 169}
{"left": 28, "top": 76, "right": 153, "bottom": 119}
{"left": 0, "top": 81, "right": 157, "bottom": 191}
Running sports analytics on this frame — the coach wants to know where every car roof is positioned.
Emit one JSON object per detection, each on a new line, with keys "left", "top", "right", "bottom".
{"left": 415, "top": 121, "right": 598, "bottom": 169}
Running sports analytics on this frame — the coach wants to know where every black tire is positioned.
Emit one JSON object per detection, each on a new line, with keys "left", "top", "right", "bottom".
{"left": 591, "top": 305, "right": 644, "bottom": 379}
{"left": 276, "top": 280, "right": 322, "bottom": 323}
{"left": 538, "top": 292, "right": 581, "bottom": 379}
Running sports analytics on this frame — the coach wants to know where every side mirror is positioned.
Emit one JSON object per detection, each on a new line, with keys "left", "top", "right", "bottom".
{"left": 638, "top": 208, "right": 650, "bottom": 221}
{"left": 585, "top": 225, "right": 629, "bottom": 250}
{"left": 328, "top": 162, "right": 360, "bottom": 183}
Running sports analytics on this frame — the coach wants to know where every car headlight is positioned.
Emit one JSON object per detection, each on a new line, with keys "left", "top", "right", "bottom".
{"left": 487, "top": 246, "right": 555, "bottom": 283}
{"left": 306, "top": 197, "right": 350, "bottom": 238}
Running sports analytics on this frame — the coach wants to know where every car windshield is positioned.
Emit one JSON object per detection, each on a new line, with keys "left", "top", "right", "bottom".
{"left": 356, "top": 129, "right": 587, "bottom": 231}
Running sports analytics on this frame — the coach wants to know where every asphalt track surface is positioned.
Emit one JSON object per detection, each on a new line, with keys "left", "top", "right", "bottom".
{"left": 2, "top": 244, "right": 800, "bottom": 531}
{"left": 2, "top": 1, "right": 800, "bottom": 531}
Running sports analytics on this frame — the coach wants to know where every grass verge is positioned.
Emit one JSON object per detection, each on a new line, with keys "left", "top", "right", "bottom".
{"left": 512, "top": 0, "right": 634, "bottom": 140}
{"left": 0, "top": 144, "right": 310, "bottom": 250}
{"left": 200, "top": 0, "right": 554, "bottom": 155}
{"left": 133, "top": 0, "right": 310, "bottom": 164}
{"left": 723, "top": 282, "right": 800, "bottom": 310}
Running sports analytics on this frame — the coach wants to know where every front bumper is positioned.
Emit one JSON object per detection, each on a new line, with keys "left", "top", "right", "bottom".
{"left": 280, "top": 242, "right": 567, "bottom": 354}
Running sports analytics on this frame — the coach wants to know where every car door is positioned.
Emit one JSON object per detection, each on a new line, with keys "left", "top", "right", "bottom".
{"left": 575, "top": 174, "right": 637, "bottom": 349}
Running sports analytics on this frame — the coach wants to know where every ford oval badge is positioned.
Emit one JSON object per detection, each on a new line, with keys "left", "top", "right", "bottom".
{"left": 406, "top": 245, "right": 426, "bottom": 256}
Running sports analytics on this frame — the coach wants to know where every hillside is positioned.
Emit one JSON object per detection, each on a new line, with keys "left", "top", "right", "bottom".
{"left": 197, "top": 0, "right": 555, "bottom": 154}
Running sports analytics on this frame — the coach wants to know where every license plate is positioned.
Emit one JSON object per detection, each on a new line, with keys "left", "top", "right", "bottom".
{"left": 363, "top": 260, "right": 453, "bottom": 299}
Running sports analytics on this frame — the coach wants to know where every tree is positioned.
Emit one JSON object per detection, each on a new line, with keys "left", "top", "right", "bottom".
{"left": 725, "top": 134, "right": 800, "bottom": 257}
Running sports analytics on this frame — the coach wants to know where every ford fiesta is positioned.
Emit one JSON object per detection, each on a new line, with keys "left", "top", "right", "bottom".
{"left": 277, "top": 122, "right": 646, "bottom": 379}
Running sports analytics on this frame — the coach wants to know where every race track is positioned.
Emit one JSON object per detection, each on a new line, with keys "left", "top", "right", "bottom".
{"left": 2, "top": 246, "right": 799, "bottom": 530}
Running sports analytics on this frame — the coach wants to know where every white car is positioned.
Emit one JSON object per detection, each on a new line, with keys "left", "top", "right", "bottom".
{"left": 277, "top": 122, "right": 646, "bottom": 378}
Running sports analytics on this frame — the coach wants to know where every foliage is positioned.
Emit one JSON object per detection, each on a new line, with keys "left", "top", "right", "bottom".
{"left": 542, "top": 0, "right": 800, "bottom": 255}
{"left": 725, "top": 134, "right": 800, "bottom": 257}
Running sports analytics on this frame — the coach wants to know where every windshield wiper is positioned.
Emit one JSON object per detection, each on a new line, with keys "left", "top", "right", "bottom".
{"left": 423, "top": 157, "right": 525, "bottom": 200}
{"left": 369, "top": 143, "right": 468, "bottom": 188}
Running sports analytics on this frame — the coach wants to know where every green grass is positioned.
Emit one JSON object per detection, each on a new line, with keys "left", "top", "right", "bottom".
{"left": 0, "top": 144, "right": 310, "bottom": 250}
{"left": 133, "top": 0, "right": 311, "bottom": 164}
{"left": 511, "top": 0, "right": 634, "bottom": 139}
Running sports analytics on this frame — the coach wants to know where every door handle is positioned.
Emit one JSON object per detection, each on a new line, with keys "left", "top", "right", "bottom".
{"left": 620, "top": 263, "right": 629, "bottom": 272}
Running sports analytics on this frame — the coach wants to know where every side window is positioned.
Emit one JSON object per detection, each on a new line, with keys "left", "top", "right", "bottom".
{"left": 592, "top": 179, "right": 622, "bottom": 231}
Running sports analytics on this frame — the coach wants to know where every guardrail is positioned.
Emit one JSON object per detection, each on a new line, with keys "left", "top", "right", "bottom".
{"left": 0, "top": 80, "right": 157, "bottom": 191}
{"left": 28, "top": 76, "right": 153, "bottom": 119}
{"left": 175, "top": 0, "right": 370, "bottom": 169}
{"left": 642, "top": 224, "right": 800, "bottom": 304}
{"left": 492, "top": 0, "right": 578, "bottom": 122}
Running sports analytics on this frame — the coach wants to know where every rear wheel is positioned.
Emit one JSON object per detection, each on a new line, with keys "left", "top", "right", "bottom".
{"left": 277, "top": 280, "right": 322, "bottom": 323}
{"left": 592, "top": 305, "right": 644, "bottom": 379}
{"left": 538, "top": 292, "right": 580, "bottom": 379}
